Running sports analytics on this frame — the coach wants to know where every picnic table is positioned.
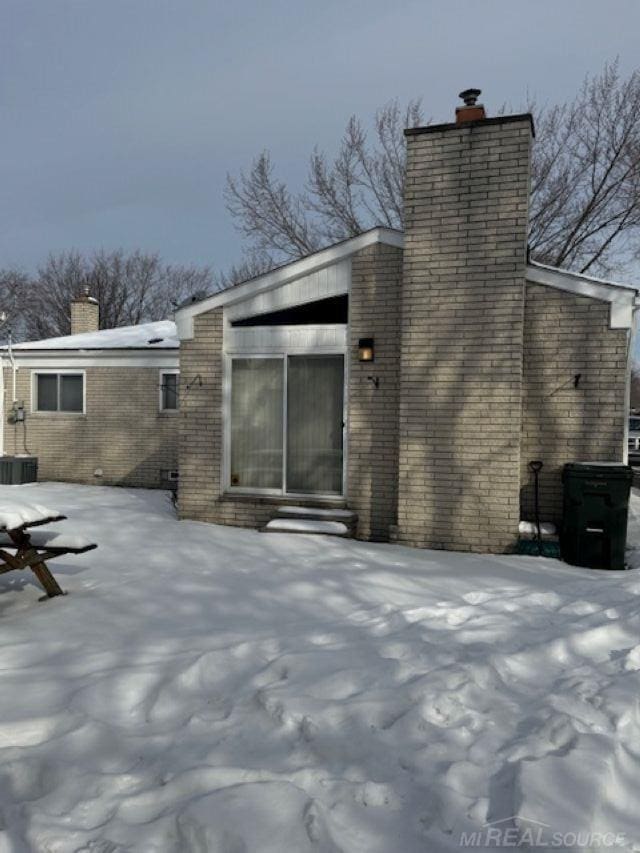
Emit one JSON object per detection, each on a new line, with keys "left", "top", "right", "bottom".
{"left": 0, "top": 500, "right": 96, "bottom": 598}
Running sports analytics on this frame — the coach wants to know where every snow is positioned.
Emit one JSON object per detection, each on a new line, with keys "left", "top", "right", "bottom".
{"left": 265, "top": 518, "right": 349, "bottom": 535}
{"left": 7, "top": 320, "right": 178, "bottom": 350}
{"left": 1, "top": 482, "right": 640, "bottom": 851}
{"left": 0, "top": 529, "right": 94, "bottom": 551}
{"left": 277, "top": 506, "right": 356, "bottom": 520}
{"left": 518, "top": 520, "right": 557, "bottom": 536}
{"left": 0, "top": 500, "right": 63, "bottom": 531}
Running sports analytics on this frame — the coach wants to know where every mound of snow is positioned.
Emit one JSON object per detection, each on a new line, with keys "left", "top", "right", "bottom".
{"left": 0, "top": 482, "right": 639, "bottom": 851}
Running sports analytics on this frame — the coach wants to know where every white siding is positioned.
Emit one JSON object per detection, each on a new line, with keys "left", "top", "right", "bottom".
{"left": 224, "top": 325, "right": 347, "bottom": 354}
{"left": 224, "top": 259, "right": 350, "bottom": 323}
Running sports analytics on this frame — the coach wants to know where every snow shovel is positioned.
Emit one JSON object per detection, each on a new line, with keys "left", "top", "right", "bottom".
{"left": 516, "top": 460, "right": 561, "bottom": 558}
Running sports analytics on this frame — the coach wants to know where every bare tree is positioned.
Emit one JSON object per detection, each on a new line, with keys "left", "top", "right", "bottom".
{"left": 0, "top": 268, "right": 31, "bottom": 341}
{"left": 529, "top": 60, "right": 640, "bottom": 275}
{"left": 225, "top": 99, "right": 423, "bottom": 269}
{"left": 214, "top": 251, "right": 275, "bottom": 290}
{"left": 6, "top": 249, "right": 216, "bottom": 341}
{"left": 226, "top": 62, "right": 640, "bottom": 279}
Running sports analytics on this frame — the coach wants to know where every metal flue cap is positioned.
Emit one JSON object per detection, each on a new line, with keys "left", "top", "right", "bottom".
{"left": 459, "top": 88, "right": 482, "bottom": 107}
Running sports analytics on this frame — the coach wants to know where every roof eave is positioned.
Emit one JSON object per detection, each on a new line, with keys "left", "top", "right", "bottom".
{"left": 526, "top": 262, "right": 638, "bottom": 330}
{"left": 175, "top": 227, "right": 404, "bottom": 340}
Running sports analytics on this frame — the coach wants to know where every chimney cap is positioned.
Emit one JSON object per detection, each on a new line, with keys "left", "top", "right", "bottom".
{"left": 71, "top": 286, "right": 98, "bottom": 305}
{"left": 459, "top": 88, "right": 482, "bottom": 107}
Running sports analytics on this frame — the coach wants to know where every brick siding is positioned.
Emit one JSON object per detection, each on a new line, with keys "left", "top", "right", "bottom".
{"left": 396, "top": 119, "right": 532, "bottom": 552}
{"left": 178, "top": 244, "right": 404, "bottom": 534}
{"left": 520, "top": 282, "right": 629, "bottom": 523}
{"left": 70, "top": 299, "right": 99, "bottom": 335}
{"left": 348, "top": 243, "right": 402, "bottom": 539}
{"left": 178, "top": 307, "right": 344, "bottom": 526}
{"left": 3, "top": 366, "right": 178, "bottom": 488}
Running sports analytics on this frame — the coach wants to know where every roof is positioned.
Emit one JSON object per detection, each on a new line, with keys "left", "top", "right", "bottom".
{"left": 176, "top": 226, "right": 639, "bottom": 338}
{"left": 526, "top": 260, "right": 638, "bottom": 330}
{"left": 175, "top": 226, "right": 404, "bottom": 339}
{"left": 6, "top": 320, "right": 178, "bottom": 352}
{"left": 527, "top": 260, "right": 638, "bottom": 292}
{"left": 6, "top": 230, "right": 638, "bottom": 355}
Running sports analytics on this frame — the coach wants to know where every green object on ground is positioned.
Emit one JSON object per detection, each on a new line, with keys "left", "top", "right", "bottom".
{"left": 561, "top": 462, "right": 632, "bottom": 570}
{"left": 516, "top": 538, "right": 561, "bottom": 558}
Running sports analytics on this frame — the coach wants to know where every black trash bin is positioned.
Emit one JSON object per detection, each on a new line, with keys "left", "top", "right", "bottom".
{"left": 561, "top": 462, "right": 633, "bottom": 570}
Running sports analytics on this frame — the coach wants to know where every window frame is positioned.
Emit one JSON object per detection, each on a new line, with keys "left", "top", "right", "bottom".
{"left": 159, "top": 369, "right": 180, "bottom": 412}
{"left": 223, "top": 351, "right": 347, "bottom": 499}
{"left": 31, "top": 370, "right": 86, "bottom": 415}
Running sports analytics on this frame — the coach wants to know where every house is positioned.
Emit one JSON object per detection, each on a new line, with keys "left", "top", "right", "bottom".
{"left": 1, "top": 292, "right": 179, "bottom": 489}
{"left": 174, "top": 93, "right": 638, "bottom": 552}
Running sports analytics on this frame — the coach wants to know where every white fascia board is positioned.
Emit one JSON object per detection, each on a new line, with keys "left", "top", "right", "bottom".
{"left": 10, "top": 351, "right": 179, "bottom": 369}
{"left": 526, "top": 263, "right": 638, "bottom": 329}
{"left": 528, "top": 260, "right": 638, "bottom": 291}
{"left": 175, "top": 227, "right": 404, "bottom": 340}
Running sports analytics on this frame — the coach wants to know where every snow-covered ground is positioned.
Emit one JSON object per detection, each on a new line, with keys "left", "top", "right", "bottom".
{"left": 1, "top": 483, "right": 640, "bottom": 852}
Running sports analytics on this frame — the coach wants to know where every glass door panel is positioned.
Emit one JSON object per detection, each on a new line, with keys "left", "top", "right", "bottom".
{"left": 230, "top": 358, "right": 283, "bottom": 489}
{"left": 286, "top": 355, "right": 344, "bottom": 495}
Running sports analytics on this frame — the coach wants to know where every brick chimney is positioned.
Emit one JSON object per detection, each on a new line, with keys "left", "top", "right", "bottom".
{"left": 70, "top": 287, "right": 99, "bottom": 335}
{"left": 396, "top": 90, "right": 534, "bottom": 553}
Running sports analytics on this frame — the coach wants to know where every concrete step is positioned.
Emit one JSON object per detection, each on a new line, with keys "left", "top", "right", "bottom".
{"left": 264, "top": 518, "right": 350, "bottom": 537}
{"left": 275, "top": 505, "right": 357, "bottom": 524}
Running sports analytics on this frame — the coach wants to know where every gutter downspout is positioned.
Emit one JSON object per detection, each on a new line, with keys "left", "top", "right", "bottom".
{"left": 7, "top": 330, "right": 16, "bottom": 405}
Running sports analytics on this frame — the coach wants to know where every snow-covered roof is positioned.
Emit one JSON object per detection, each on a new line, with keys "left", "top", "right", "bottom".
{"left": 7, "top": 320, "right": 178, "bottom": 351}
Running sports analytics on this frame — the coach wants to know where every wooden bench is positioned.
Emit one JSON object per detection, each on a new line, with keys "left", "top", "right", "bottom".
{"left": 0, "top": 503, "right": 96, "bottom": 599}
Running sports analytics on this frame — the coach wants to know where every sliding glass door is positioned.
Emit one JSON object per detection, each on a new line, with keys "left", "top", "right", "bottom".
{"left": 286, "top": 355, "right": 344, "bottom": 494}
{"left": 229, "top": 354, "right": 344, "bottom": 496}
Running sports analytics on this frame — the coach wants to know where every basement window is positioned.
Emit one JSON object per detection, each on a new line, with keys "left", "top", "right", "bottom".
{"left": 34, "top": 372, "right": 84, "bottom": 413}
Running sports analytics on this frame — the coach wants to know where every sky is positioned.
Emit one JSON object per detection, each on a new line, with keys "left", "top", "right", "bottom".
{"left": 1, "top": 0, "right": 639, "bottom": 277}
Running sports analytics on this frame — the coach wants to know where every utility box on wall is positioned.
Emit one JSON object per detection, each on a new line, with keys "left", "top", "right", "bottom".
{"left": 0, "top": 456, "right": 39, "bottom": 485}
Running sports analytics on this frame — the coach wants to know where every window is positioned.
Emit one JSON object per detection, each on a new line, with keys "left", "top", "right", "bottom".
{"left": 228, "top": 355, "right": 344, "bottom": 495}
{"left": 231, "top": 295, "right": 348, "bottom": 327}
{"left": 160, "top": 371, "right": 179, "bottom": 411}
{"left": 34, "top": 373, "right": 84, "bottom": 413}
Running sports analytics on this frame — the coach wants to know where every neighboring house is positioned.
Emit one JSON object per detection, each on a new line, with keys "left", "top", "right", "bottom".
{"left": 174, "top": 94, "right": 638, "bottom": 552}
{"left": 0, "top": 293, "right": 179, "bottom": 488}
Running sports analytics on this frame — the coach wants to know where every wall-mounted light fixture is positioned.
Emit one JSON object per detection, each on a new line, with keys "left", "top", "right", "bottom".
{"left": 358, "top": 338, "right": 374, "bottom": 362}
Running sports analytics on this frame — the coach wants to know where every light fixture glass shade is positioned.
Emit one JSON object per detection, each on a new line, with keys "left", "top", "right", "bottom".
{"left": 358, "top": 338, "right": 374, "bottom": 362}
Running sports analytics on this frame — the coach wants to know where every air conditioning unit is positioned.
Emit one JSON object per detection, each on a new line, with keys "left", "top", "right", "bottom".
{"left": 0, "top": 456, "right": 38, "bottom": 485}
